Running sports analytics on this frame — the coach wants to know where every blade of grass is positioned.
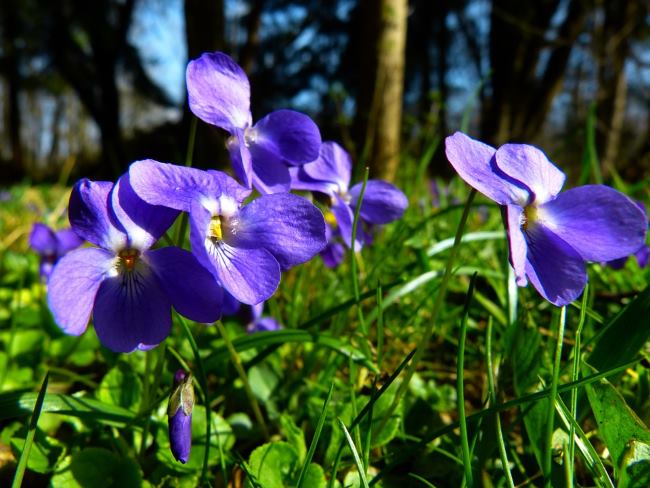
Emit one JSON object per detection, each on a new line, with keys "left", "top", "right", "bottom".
{"left": 12, "top": 372, "right": 49, "bottom": 488}
{"left": 544, "top": 306, "right": 566, "bottom": 487}
{"left": 376, "top": 282, "right": 385, "bottom": 371}
{"left": 296, "top": 383, "right": 334, "bottom": 488}
{"left": 457, "top": 273, "right": 477, "bottom": 488}
{"left": 486, "top": 318, "right": 515, "bottom": 488}
{"left": 369, "top": 355, "right": 640, "bottom": 485}
{"left": 339, "top": 418, "right": 370, "bottom": 488}
{"left": 555, "top": 395, "right": 614, "bottom": 488}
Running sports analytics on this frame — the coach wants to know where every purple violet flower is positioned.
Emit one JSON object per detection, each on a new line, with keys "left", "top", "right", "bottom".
{"left": 320, "top": 216, "right": 346, "bottom": 268}
{"left": 47, "top": 176, "right": 223, "bottom": 352}
{"left": 186, "top": 51, "right": 322, "bottom": 194}
{"left": 291, "top": 141, "right": 408, "bottom": 250}
{"left": 606, "top": 200, "right": 649, "bottom": 270}
{"left": 29, "top": 223, "right": 84, "bottom": 281}
{"left": 445, "top": 131, "right": 648, "bottom": 306}
{"left": 129, "top": 160, "right": 327, "bottom": 305}
{"left": 168, "top": 369, "right": 194, "bottom": 464}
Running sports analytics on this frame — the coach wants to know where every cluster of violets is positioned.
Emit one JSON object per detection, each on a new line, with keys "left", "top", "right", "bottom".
{"left": 38, "top": 50, "right": 407, "bottom": 356}
{"left": 446, "top": 132, "right": 648, "bottom": 306}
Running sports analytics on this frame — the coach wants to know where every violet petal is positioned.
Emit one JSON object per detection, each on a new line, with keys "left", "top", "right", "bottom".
{"left": 168, "top": 409, "right": 192, "bottom": 464}
{"left": 494, "top": 144, "right": 565, "bottom": 204}
{"left": 252, "top": 109, "right": 321, "bottom": 164}
{"left": 47, "top": 247, "right": 114, "bottom": 336}
{"left": 524, "top": 223, "right": 587, "bottom": 306}
{"left": 445, "top": 132, "right": 529, "bottom": 205}
{"left": 349, "top": 180, "right": 408, "bottom": 224}
{"left": 186, "top": 51, "right": 252, "bottom": 131}
{"left": 93, "top": 264, "right": 172, "bottom": 352}
{"left": 538, "top": 185, "right": 647, "bottom": 262}
{"left": 505, "top": 205, "right": 528, "bottom": 286}
{"left": 29, "top": 223, "right": 57, "bottom": 255}
{"left": 303, "top": 141, "right": 352, "bottom": 193}
{"left": 69, "top": 179, "right": 127, "bottom": 250}
{"left": 234, "top": 193, "right": 326, "bottom": 269}
{"left": 147, "top": 246, "right": 223, "bottom": 323}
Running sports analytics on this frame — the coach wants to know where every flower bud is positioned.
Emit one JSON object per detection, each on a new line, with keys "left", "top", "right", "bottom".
{"left": 168, "top": 369, "right": 194, "bottom": 463}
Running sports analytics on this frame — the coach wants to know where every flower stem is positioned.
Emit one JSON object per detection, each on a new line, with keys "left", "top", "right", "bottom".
{"left": 214, "top": 320, "right": 269, "bottom": 440}
{"left": 543, "top": 306, "right": 566, "bottom": 487}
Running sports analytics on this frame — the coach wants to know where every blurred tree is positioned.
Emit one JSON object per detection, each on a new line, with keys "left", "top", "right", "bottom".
{"left": 480, "top": 0, "right": 589, "bottom": 145}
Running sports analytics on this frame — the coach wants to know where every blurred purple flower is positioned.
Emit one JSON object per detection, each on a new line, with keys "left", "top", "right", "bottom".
{"left": 47, "top": 176, "right": 223, "bottom": 352}
{"left": 186, "top": 51, "right": 322, "bottom": 194}
{"left": 168, "top": 369, "right": 194, "bottom": 464}
{"left": 221, "top": 291, "right": 282, "bottom": 333}
{"left": 29, "top": 223, "right": 83, "bottom": 281}
{"left": 446, "top": 132, "right": 647, "bottom": 306}
{"left": 129, "top": 160, "right": 327, "bottom": 305}
{"left": 291, "top": 141, "right": 408, "bottom": 251}
{"left": 320, "top": 216, "right": 346, "bottom": 268}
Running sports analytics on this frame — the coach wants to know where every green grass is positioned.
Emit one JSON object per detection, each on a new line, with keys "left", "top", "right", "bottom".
{"left": 1, "top": 144, "right": 649, "bottom": 488}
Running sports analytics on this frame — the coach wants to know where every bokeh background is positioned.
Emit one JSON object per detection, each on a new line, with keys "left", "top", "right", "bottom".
{"left": 1, "top": 0, "right": 650, "bottom": 184}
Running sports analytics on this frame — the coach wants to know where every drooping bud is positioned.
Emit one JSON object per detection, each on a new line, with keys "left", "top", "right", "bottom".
{"left": 167, "top": 369, "right": 194, "bottom": 463}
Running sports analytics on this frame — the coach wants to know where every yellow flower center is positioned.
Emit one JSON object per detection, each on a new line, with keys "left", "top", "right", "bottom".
{"left": 324, "top": 211, "right": 337, "bottom": 228}
{"left": 209, "top": 216, "right": 223, "bottom": 241}
{"left": 522, "top": 205, "right": 538, "bottom": 231}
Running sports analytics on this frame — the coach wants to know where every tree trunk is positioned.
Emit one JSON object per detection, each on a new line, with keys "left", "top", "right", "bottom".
{"left": 363, "top": 0, "right": 408, "bottom": 182}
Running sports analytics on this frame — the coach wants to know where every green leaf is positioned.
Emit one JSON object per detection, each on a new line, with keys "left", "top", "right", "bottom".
{"left": 583, "top": 363, "right": 650, "bottom": 480}
{"left": 96, "top": 362, "right": 143, "bottom": 411}
{"left": 51, "top": 448, "right": 142, "bottom": 488}
{"left": 246, "top": 441, "right": 299, "bottom": 488}
{"left": 279, "top": 414, "right": 306, "bottom": 463}
{"left": 587, "top": 285, "right": 650, "bottom": 374}
{"left": 619, "top": 440, "right": 650, "bottom": 488}
{"left": 0, "top": 391, "right": 139, "bottom": 427}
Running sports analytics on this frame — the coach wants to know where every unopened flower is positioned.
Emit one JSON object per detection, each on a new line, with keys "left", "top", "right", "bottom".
{"left": 186, "top": 51, "right": 321, "bottom": 194}
{"left": 129, "top": 160, "right": 327, "bottom": 305}
{"left": 47, "top": 176, "right": 223, "bottom": 352}
{"left": 29, "top": 223, "right": 83, "bottom": 281}
{"left": 445, "top": 132, "right": 647, "bottom": 305}
{"left": 291, "top": 141, "right": 408, "bottom": 250}
{"left": 168, "top": 370, "right": 194, "bottom": 464}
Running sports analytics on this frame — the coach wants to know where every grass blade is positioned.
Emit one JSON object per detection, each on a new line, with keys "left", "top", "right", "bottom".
{"left": 12, "top": 371, "right": 49, "bottom": 488}
{"left": 338, "top": 418, "right": 370, "bottom": 488}
{"left": 296, "top": 383, "right": 334, "bottom": 488}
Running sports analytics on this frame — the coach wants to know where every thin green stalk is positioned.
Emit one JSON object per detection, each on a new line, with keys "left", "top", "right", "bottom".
{"left": 543, "top": 307, "right": 566, "bottom": 487}
{"left": 12, "top": 372, "right": 49, "bottom": 488}
{"left": 376, "top": 282, "right": 384, "bottom": 370}
{"left": 214, "top": 320, "right": 269, "bottom": 440}
{"left": 381, "top": 189, "right": 477, "bottom": 432}
{"left": 350, "top": 167, "right": 370, "bottom": 356}
{"left": 296, "top": 383, "right": 334, "bottom": 488}
{"left": 178, "top": 316, "right": 220, "bottom": 486}
{"left": 138, "top": 350, "right": 153, "bottom": 457}
{"left": 457, "top": 273, "right": 477, "bottom": 488}
{"left": 568, "top": 286, "right": 588, "bottom": 487}
{"left": 185, "top": 117, "right": 197, "bottom": 167}
{"left": 486, "top": 318, "right": 515, "bottom": 488}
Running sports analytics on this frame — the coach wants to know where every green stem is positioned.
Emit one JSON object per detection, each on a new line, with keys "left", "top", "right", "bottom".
{"left": 544, "top": 307, "right": 566, "bottom": 487}
{"left": 568, "top": 286, "right": 588, "bottom": 487}
{"left": 457, "top": 274, "right": 477, "bottom": 488}
{"left": 486, "top": 318, "right": 515, "bottom": 488}
{"left": 214, "top": 320, "right": 269, "bottom": 440}
{"left": 350, "top": 167, "right": 370, "bottom": 356}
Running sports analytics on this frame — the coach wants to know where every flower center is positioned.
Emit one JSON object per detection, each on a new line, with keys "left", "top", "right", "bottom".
{"left": 522, "top": 205, "right": 538, "bottom": 231}
{"left": 208, "top": 216, "right": 223, "bottom": 242}
{"left": 324, "top": 211, "right": 337, "bottom": 228}
{"left": 243, "top": 127, "right": 258, "bottom": 147}
{"left": 118, "top": 249, "right": 140, "bottom": 272}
